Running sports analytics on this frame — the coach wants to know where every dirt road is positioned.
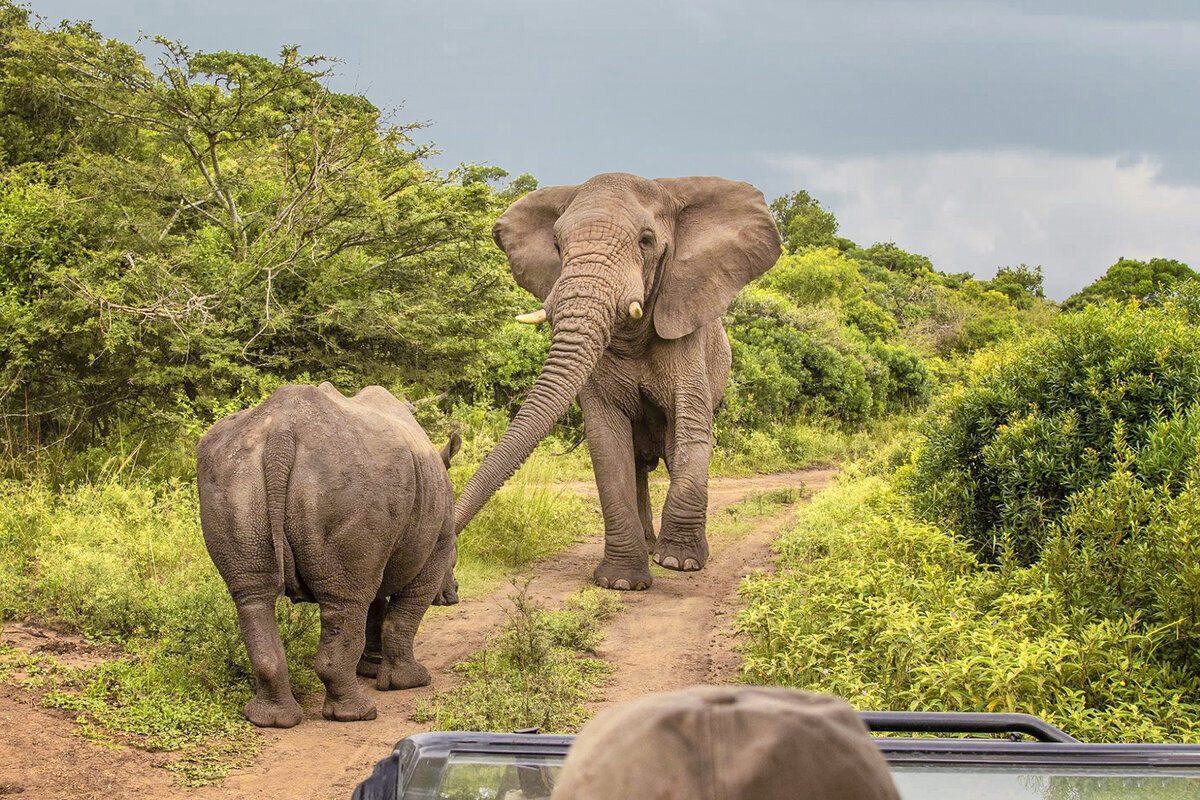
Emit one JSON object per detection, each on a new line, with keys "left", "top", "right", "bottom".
{"left": 0, "top": 467, "right": 834, "bottom": 800}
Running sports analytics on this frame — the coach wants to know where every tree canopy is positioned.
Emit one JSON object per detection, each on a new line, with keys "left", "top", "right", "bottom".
{"left": 1063, "top": 257, "right": 1197, "bottom": 311}
{"left": 0, "top": 4, "right": 520, "bottom": 457}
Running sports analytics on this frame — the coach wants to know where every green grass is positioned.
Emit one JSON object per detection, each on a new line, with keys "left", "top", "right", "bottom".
{"left": 737, "top": 474, "right": 1200, "bottom": 744}
{"left": 450, "top": 449, "right": 601, "bottom": 598}
{"left": 413, "top": 586, "right": 620, "bottom": 732}
{"left": 712, "top": 416, "right": 915, "bottom": 475}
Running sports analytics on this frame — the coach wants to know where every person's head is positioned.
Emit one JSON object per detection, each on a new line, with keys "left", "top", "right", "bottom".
{"left": 551, "top": 686, "right": 900, "bottom": 800}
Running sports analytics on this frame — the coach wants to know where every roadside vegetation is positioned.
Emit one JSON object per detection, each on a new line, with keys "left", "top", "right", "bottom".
{"left": 412, "top": 587, "right": 620, "bottom": 732}
{"left": 739, "top": 297, "right": 1200, "bottom": 743}
{"left": 2, "top": 0, "right": 1198, "bottom": 782}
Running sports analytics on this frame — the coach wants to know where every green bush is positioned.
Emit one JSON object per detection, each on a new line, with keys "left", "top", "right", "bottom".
{"left": 723, "top": 287, "right": 927, "bottom": 430}
{"left": 908, "top": 301, "right": 1200, "bottom": 563}
{"left": 1042, "top": 470, "right": 1200, "bottom": 674}
{"left": 738, "top": 477, "right": 1200, "bottom": 743}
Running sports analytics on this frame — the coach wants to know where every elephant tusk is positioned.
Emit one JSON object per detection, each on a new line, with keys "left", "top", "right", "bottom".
{"left": 629, "top": 301, "right": 643, "bottom": 320}
{"left": 515, "top": 308, "right": 547, "bottom": 325}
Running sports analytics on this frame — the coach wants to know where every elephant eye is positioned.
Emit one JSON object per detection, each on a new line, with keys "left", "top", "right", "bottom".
{"left": 639, "top": 232, "right": 655, "bottom": 249}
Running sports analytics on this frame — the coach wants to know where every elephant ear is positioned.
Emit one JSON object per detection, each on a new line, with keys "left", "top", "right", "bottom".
{"left": 652, "top": 177, "right": 782, "bottom": 340}
{"left": 492, "top": 184, "right": 579, "bottom": 301}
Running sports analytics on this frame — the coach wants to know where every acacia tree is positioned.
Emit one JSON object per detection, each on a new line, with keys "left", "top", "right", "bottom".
{"left": 0, "top": 7, "right": 515, "bottom": 459}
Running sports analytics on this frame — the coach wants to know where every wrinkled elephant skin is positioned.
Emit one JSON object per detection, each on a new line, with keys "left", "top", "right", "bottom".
{"left": 454, "top": 173, "right": 781, "bottom": 591}
{"left": 197, "top": 382, "right": 460, "bottom": 727}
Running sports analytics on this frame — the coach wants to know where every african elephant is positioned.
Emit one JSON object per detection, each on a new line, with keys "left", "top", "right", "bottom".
{"left": 454, "top": 173, "right": 781, "bottom": 591}
{"left": 197, "top": 382, "right": 460, "bottom": 728}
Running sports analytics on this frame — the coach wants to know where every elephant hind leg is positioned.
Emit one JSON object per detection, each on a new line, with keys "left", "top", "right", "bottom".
{"left": 236, "top": 598, "right": 303, "bottom": 728}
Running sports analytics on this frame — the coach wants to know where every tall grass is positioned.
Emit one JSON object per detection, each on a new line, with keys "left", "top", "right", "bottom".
{"left": 413, "top": 586, "right": 620, "bottom": 732}
{"left": 738, "top": 475, "right": 1200, "bottom": 743}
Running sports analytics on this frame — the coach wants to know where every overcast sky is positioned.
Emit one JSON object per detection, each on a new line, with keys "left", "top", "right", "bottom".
{"left": 29, "top": 0, "right": 1200, "bottom": 298}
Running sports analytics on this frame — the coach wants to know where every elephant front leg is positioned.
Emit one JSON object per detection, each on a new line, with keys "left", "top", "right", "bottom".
{"left": 580, "top": 388, "right": 652, "bottom": 591}
{"left": 315, "top": 600, "right": 376, "bottom": 722}
{"left": 654, "top": 407, "right": 714, "bottom": 572}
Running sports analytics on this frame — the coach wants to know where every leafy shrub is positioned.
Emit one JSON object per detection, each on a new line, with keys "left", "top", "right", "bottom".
{"left": 738, "top": 477, "right": 1200, "bottom": 743}
{"left": 908, "top": 302, "right": 1200, "bottom": 563}
{"left": 723, "top": 287, "right": 928, "bottom": 430}
{"left": 1042, "top": 470, "right": 1200, "bottom": 674}
{"left": 1063, "top": 257, "right": 1198, "bottom": 311}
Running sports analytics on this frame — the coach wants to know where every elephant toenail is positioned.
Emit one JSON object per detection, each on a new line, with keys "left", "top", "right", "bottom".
{"left": 652, "top": 553, "right": 662, "bottom": 565}
{"left": 596, "top": 576, "right": 610, "bottom": 588}
{"left": 662, "top": 556, "right": 679, "bottom": 569}
{"left": 684, "top": 558, "right": 700, "bottom": 570}
{"left": 613, "top": 579, "right": 631, "bottom": 590}
{"left": 635, "top": 581, "right": 648, "bottom": 590}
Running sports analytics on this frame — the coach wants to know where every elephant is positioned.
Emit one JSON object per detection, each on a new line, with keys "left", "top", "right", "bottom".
{"left": 197, "top": 382, "right": 460, "bottom": 728}
{"left": 453, "top": 173, "right": 781, "bottom": 592}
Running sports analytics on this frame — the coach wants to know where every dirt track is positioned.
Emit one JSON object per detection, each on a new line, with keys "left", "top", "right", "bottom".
{"left": 0, "top": 468, "right": 834, "bottom": 800}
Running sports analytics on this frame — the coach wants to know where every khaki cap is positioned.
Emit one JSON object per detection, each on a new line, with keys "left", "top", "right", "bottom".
{"left": 551, "top": 686, "right": 900, "bottom": 800}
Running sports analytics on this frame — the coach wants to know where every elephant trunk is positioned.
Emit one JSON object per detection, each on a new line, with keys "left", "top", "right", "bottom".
{"left": 453, "top": 276, "right": 616, "bottom": 533}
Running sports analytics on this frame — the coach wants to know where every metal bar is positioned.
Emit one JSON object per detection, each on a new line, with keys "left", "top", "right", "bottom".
{"left": 860, "top": 711, "right": 1081, "bottom": 743}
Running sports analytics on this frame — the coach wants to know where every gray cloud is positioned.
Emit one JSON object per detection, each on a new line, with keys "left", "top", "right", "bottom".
{"left": 766, "top": 149, "right": 1200, "bottom": 298}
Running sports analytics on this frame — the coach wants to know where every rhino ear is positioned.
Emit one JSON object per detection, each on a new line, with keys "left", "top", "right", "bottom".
{"left": 492, "top": 185, "right": 579, "bottom": 301}
{"left": 440, "top": 431, "right": 461, "bottom": 469}
{"left": 652, "top": 177, "right": 782, "bottom": 340}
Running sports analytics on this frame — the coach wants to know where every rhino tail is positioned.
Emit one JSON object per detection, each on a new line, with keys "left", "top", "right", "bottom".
{"left": 264, "top": 426, "right": 297, "bottom": 598}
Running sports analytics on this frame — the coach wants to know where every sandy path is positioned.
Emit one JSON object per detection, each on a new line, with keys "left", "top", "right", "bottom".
{"left": 0, "top": 467, "right": 834, "bottom": 800}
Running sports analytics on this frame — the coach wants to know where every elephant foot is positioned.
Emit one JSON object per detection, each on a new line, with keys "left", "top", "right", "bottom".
{"left": 593, "top": 559, "right": 652, "bottom": 591}
{"left": 376, "top": 659, "right": 431, "bottom": 690}
{"left": 652, "top": 538, "right": 708, "bottom": 572}
{"left": 245, "top": 695, "right": 302, "bottom": 729}
{"left": 321, "top": 692, "right": 377, "bottom": 722}
{"left": 356, "top": 652, "right": 382, "bottom": 679}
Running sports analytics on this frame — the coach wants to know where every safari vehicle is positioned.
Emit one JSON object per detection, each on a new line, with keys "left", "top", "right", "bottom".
{"left": 352, "top": 712, "right": 1200, "bottom": 799}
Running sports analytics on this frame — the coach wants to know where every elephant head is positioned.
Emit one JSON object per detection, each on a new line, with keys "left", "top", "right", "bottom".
{"left": 453, "top": 173, "right": 781, "bottom": 532}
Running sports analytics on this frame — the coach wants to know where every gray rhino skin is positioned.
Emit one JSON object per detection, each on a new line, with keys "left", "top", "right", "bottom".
{"left": 197, "top": 381, "right": 459, "bottom": 728}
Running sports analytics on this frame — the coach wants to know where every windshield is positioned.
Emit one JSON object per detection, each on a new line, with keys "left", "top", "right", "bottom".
{"left": 890, "top": 765, "right": 1200, "bottom": 800}
{"left": 435, "top": 754, "right": 565, "bottom": 800}
{"left": 430, "top": 755, "right": 1200, "bottom": 800}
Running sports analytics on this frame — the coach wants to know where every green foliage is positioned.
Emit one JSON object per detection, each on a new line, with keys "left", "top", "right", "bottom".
{"left": 986, "top": 264, "right": 1045, "bottom": 308}
{"left": 0, "top": 10, "right": 519, "bottom": 465}
{"left": 739, "top": 477, "right": 1200, "bottom": 743}
{"left": 908, "top": 301, "right": 1200, "bottom": 564}
{"left": 723, "top": 285, "right": 928, "bottom": 430}
{"left": 0, "top": 478, "right": 317, "bottom": 782}
{"left": 451, "top": 453, "right": 598, "bottom": 594}
{"left": 1064, "top": 258, "right": 1198, "bottom": 311}
{"left": 769, "top": 190, "right": 839, "bottom": 252}
{"left": 413, "top": 587, "right": 619, "bottom": 732}
{"left": 1042, "top": 470, "right": 1200, "bottom": 673}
